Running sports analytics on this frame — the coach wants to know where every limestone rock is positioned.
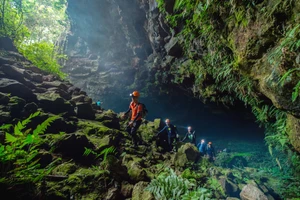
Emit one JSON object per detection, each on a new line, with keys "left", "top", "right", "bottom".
{"left": 174, "top": 143, "right": 200, "bottom": 168}
{"left": 240, "top": 184, "right": 268, "bottom": 200}
{"left": 0, "top": 78, "right": 36, "bottom": 101}
{"left": 121, "top": 182, "right": 134, "bottom": 198}
{"left": 132, "top": 181, "right": 154, "bottom": 200}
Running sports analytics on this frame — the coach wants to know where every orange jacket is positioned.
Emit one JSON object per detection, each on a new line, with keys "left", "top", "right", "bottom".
{"left": 129, "top": 102, "right": 143, "bottom": 121}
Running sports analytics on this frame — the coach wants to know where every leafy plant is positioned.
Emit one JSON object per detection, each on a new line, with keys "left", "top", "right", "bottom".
{"left": 146, "top": 168, "right": 212, "bottom": 200}
{"left": 0, "top": 0, "right": 69, "bottom": 78}
{"left": 146, "top": 168, "right": 194, "bottom": 200}
{"left": 83, "top": 146, "right": 116, "bottom": 162}
{"left": 0, "top": 111, "right": 59, "bottom": 184}
{"left": 17, "top": 41, "right": 67, "bottom": 78}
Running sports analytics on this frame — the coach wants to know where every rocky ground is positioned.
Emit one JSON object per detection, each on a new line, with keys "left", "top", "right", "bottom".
{"left": 0, "top": 40, "right": 284, "bottom": 199}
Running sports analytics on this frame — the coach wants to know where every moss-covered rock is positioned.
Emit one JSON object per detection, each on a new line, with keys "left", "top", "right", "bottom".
{"left": 287, "top": 114, "right": 300, "bottom": 152}
{"left": 78, "top": 119, "right": 114, "bottom": 136}
{"left": 52, "top": 163, "right": 78, "bottom": 176}
{"left": 132, "top": 181, "right": 155, "bottom": 200}
{"left": 174, "top": 143, "right": 200, "bottom": 169}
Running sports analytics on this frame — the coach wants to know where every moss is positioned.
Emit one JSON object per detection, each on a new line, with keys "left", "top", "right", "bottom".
{"left": 52, "top": 163, "right": 77, "bottom": 176}
{"left": 77, "top": 119, "right": 113, "bottom": 136}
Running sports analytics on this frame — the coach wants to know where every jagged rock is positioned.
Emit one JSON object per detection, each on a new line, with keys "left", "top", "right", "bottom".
{"left": 218, "top": 176, "right": 240, "bottom": 197}
{"left": 105, "top": 187, "right": 121, "bottom": 200}
{"left": 132, "top": 181, "right": 154, "bottom": 200}
{"left": 164, "top": 37, "right": 183, "bottom": 57}
{"left": 126, "top": 160, "right": 148, "bottom": 182}
{"left": 23, "top": 102, "right": 38, "bottom": 114}
{"left": 36, "top": 91, "right": 74, "bottom": 115}
{"left": 105, "top": 155, "right": 130, "bottom": 182}
{"left": 0, "top": 78, "right": 37, "bottom": 101}
{"left": 95, "top": 110, "right": 120, "bottom": 129}
{"left": 0, "top": 92, "right": 9, "bottom": 104}
{"left": 287, "top": 114, "right": 300, "bottom": 153}
{"left": 68, "top": 86, "right": 81, "bottom": 95}
{"left": 41, "top": 81, "right": 68, "bottom": 91}
{"left": 71, "top": 94, "right": 92, "bottom": 103}
{"left": 9, "top": 96, "right": 26, "bottom": 118}
{"left": 174, "top": 143, "right": 200, "bottom": 169}
{"left": 240, "top": 184, "right": 268, "bottom": 200}
{"left": 36, "top": 150, "right": 53, "bottom": 168}
{"left": 75, "top": 102, "right": 95, "bottom": 120}
{"left": 0, "top": 109, "right": 11, "bottom": 123}
{"left": 121, "top": 182, "right": 134, "bottom": 198}
{"left": 0, "top": 64, "right": 36, "bottom": 89}
{"left": 23, "top": 70, "right": 43, "bottom": 83}
{"left": 52, "top": 163, "right": 78, "bottom": 175}
{"left": 48, "top": 87, "right": 71, "bottom": 100}
{"left": 54, "top": 133, "right": 95, "bottom": 163}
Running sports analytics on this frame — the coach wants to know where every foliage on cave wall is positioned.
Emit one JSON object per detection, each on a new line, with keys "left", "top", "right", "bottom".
{"left": 155, "top": 0, "right": 300, "bottom": 179}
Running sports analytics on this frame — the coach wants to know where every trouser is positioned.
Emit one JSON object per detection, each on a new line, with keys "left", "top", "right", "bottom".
{"left": 168, "top": 136, "right": 177, "bottom": 152}
{"left": 126, "top": 120, "right": 142, "bottom": 146}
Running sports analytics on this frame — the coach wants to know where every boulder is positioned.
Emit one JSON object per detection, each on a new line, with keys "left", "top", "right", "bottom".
{"left": 41, "top": 81, "right": 68, "bottom": 91}
{"left": 126, "top": 160, "right": 148, "bottom": 182}
{"left": 174, "top": 143, "right": 200, "bottom": 169}
{"left": 132, "top": 181, "right": 154, "bottom": 200}
{"left": 105, "top": 187, "right": 121, "bottom": 200}
{"left": 0, "top": 78, "right": 36, "bottom": 101}
{"left": 54, "top": 133, "right": 95, "bottom": 164}
{"left": 23, "top": 70, "right": 43, "bottom": 83}
{"left": 0, "top": 92, "right": 9, "bottom": 104}
{"left": 75, "top": 102, "right": 95, "bottom": 120}
{"left": 0, "top": 65, "right": 36, "bottom": 89}
{"left": 121, "top": 182, "right": 134, "bottom": 198}
{"left": 164, "top": 37, "right": 183, "bottom": 57}
{"left": 218, "top": 176, "right": 240, "bottom": 197}
{"left": 36, "top": 91, "right": 74, "bottom": 115}
{"left": 240, "top": 184, "right": 268, "bottom": 200}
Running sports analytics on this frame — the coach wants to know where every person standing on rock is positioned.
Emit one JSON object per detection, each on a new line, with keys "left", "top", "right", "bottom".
{"left": 206, "top": 142, "right": 216, "bottom": 162}
{"left": 181, "top": 126, "right": 196, "bottom": 145}
{"left": 197, "top": 139, "right": 206, "bottom": 156}
{"left": 122, "top": 91, "right": 143, "bottom": 148}
{"left": 156, "top": 119, "right": 179, "bottom": 152}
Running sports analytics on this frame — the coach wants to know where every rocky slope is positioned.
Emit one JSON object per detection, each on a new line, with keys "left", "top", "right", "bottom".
{"left": 0, "top": 38, "right": 283, "bottom": 199}
{"left": 63, "top": 0, "right": 300, "bottom": 155}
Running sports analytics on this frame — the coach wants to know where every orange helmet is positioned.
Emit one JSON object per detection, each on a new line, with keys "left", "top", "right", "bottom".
{"left": 130, "top": 91, "right": 140, "bottom": 97}
{"left": 165, "top": 119, "right": 170, "bottom": 123}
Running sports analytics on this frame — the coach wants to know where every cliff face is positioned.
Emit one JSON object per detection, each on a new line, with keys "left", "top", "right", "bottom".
{"left": 63, "top": 0, "right": 152, "bottom": 111}
{"left": 64, "top": 0, "right": 300, "bottom": 153}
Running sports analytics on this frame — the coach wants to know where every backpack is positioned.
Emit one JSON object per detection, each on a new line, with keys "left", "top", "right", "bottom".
{"left": 138, "top": 103, "right": 148, "bottom": 118}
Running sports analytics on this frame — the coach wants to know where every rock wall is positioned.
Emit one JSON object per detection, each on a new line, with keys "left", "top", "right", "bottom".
{"left": 64, "top": 0, "right": 300, "bottom": 152}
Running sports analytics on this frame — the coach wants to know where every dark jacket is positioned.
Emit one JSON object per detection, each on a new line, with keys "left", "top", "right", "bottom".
{"left": 206, "top": 144, "right": 215, "bottom": 157}
{"left": 182, "top": 131, "right": 196, "bottom": 144}
{"left": 157, "top": 124, "right": 178, "bottom": 138}
{"left": 197, "top": 142, "right": 206, "bottom": 154}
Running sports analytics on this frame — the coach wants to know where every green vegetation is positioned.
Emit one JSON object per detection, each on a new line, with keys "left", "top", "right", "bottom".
{"left": 0, "top": 0, "right": 69, "bottom": 78}
{"left": 146, "top": 168, "right": 212, "bottom": 199}
{"left": 83, "top": 146, "right": 116, "bottom": 162}
{"left": 0, "top": 111, "right": 61, "bottom": 185}
{"left": 154, "top": 0, "right": 300, "bottom": 197}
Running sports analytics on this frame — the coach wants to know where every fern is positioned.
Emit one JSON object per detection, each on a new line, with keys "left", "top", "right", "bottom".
{"left": 83, "top": 146, "right": 116, "bottom": 162}
{"left": 98, "top": 146, "right": 116, "bottom": 162}
{"left": 33, "top": 115, "right": 59, "bottom": 136}
{"left": 182, "top": 187, "right": 212, "bottom": 200}
{"left": 0, "top": 112, "right": 60, "bottom": 185}
{"left": 146, "top": 168, "right": 196, "bottom": 200}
